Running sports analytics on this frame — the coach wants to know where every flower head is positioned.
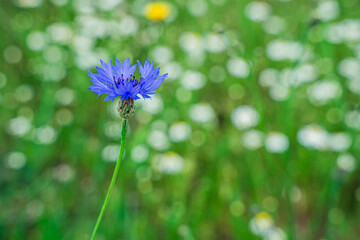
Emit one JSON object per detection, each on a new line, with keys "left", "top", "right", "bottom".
{"left": 144, "top": 2, "right": 171, "bottom": 21}
{"left": 88, "top": 58, "right": 168, "bottom": 102}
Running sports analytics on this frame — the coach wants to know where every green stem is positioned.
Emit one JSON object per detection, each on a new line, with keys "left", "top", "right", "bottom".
{"left": 90, "top": 119, "right": 128, "bottom": 240}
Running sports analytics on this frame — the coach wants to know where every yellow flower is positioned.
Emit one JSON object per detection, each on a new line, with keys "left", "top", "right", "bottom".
{"left": 144, "top": 2, "right": 171, "bottom": 21}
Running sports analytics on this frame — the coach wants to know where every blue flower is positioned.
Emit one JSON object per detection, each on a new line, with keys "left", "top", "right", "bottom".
{"left": 88, "top": 58, "right": 168, "bottom": 102}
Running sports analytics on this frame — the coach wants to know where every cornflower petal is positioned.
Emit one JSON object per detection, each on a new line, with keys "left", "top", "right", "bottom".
{"left": 137, "top": 58, "right": 154, "bottom": 79}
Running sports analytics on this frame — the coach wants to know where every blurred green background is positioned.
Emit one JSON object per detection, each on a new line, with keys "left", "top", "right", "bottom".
{"left": 1, "top": 0, "right": 360, "bottom": 239}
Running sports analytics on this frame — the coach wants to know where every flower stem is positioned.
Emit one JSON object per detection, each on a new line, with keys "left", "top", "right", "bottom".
{"left": 90, "top": 119, "right": 128, "bottom": 240}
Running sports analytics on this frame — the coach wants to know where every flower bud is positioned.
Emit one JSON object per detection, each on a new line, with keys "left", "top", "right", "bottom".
{"left": 117, "top": 98, "right": 135, "bottom": 119}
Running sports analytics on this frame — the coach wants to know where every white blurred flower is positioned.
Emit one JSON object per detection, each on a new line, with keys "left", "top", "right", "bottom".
{"left": 162, "top": 62, "right": 183, "bottom": 81}
{"left": 325, "top": 20, "right": 360, "bottom": 43}
{"left": 131, "top": 145, "right": 149, "bottom": 163}
{"left": 337, "top": 153, "right": 357, "bottom": 172}
{"left": 259, "top": 68, "right": 279, "bottom": 87}
{"left": 327, "top": 133, "right": 352, "bottom": 152}
{"left": 307, "top": 80, "right": 342, "bottom": 105}
{"left": 181, "top": 70, "right": 206, "bottom": 90}
{"left": 266, "top": 40, "right": 303, "bottom": 61}
{"left": 34, "top": 125, "right": 58, "bottom": 145}
{"left": 179, "top": 32, "right": 204, "bottom": 56}
{"left": 151, "top": 46, "right": 173, "bottom": 64}
{"left": 74, "top": 0, "right": 94, "bottom": 13}
{"left": 250, "top": 212, "right": 287, "bottom": 240}
{"left": 43, "top": 45, "right": 63, "bottom": 63}
{"left": 151, "top": 120, "right": 168, "bottom": 132}
{"left": 242, "top": 130, "right": 264, "bottom": 150}
{"left": 55, "top": 108, "right": 74, "bottom": 126}
{"left": 108, "top": 17, "right": 138, "bottom": 37}
{"left": 71, "top": 35, "right": 94, "bottom": 53}
{"left": 324, "top": 23, "right": 343, "bottom": 44}
{"left": 204, "top": 33, "right": 228, "bottom": 53}
{"left": 102, "top": 144, "right": 120, "bottom": 162}
{"left": 339, "top": 20, "right": 360, "bottom": 42}
{"left": 231, "top": 106, "right": 259, "bottom": 130}
{"left": 169, "top": 122, "right": 192, "bottom": 142}
{"left": 75, "top": 51, "right": 104, "bottom": 69}
{"left": 13, "top": 0, "right": 43, "bottom": 8}
{"left": 153, "top": 152, "right": 184, "bottom": 174}
{"left": 345, "top": 110, "right": 360, "bottom": 130}
{"left": 297, "top": 125, "right": 328, "bottom": 150}
{"left": 249, "top": 211, "right": 274, "bottom": 236}
{"left": 227, "top": 57, "right": 250, "bottom": 78}
{"left": 52, "top": 164, "right": 75, "bottom": 182}
{"left": 315, "top": 0, "right": 339, "bottom": 21}
{"left": 147, "top": 130, "right": 170, "bottom": 150}
{"left": 26, "top": 200, "right": 44, "bottom": 220}
{"left": 245, "top": 1, "right": 272, "bottom": 22}
{"left": 265, "top": 132, "right": 289, "bottom": 153}
{"left": 95, "top": 0, "right": 123, "bottom": 11}
{"left": 42, "top": 63, "right": 67, "bottom": 82}
{"left": 189, "top": 103, "right": 215, "bottom": 123}
{"left": 6, "top": 152, "right": 27, "bottom": 169}
{"left": 263, "top": 16, "right": 286, "bottom": 35}
{"left": 76, "top": 15, "right": 108, "bottom": 38}
{"left": 294, "top": 63, "right": 318, "bottom": 85}
{"left": 118, "top": 16, "right": 139, "bottom": 36}
{"left": 4, "top": 46, "right": 22, "bottom": 64}
{"left": 26, "top": 31, "right": 47, "bottom": 51}
{"left": 6, "top": 116, "right": 32, "bottom": 137}
{"left": 15, "top": 85, "right": 34, "bottom": 102}
{"left": 266, "top": 228, "right": 287, "bottom": 240}
{"left": 138, "top": 95, "right": 164, "bottom": 114}
{"left": 278, "top": 68, "right": 296, "bottom": 86}
{"left": 47, "top": 23, "right": 73, "bottom": 44}
{"left": 347, "top": 78, "right": 360, "bottom": 95}
{"left": 269, "top": 84, "right": 290, "bottom": 101}
{"left": 55, "top": 88, "right": 75, "bottom": 106}
{"left": 338, "top": 58, "right": 360, "bottom": 80}
{"left": 187, "top": 0, "right": 208, "bottom": 17}
{"left": 104, "top": 121, "right": 122, "bottom": 139}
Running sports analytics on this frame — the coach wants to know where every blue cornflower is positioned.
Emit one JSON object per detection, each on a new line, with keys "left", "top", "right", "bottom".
{"left": 88, "top": 58, "right": 168, "bottom": 102}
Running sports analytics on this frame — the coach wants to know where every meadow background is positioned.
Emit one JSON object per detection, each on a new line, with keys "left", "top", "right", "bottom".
{"left": 1, "top": 0, "right": 360, "bottom": 239}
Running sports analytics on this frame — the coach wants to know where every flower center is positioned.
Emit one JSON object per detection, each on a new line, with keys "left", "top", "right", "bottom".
{"left": 113, "top": 74, "right": 141, "bottom": 88}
